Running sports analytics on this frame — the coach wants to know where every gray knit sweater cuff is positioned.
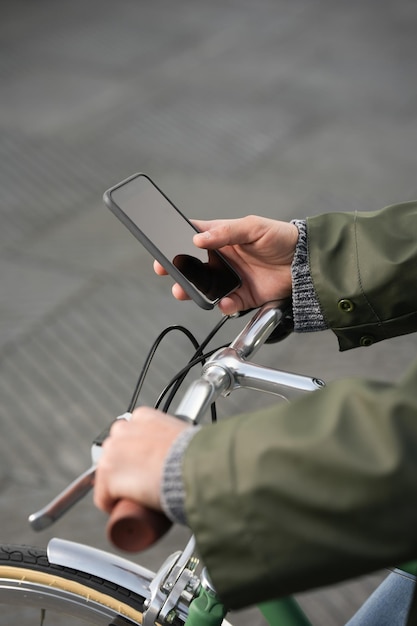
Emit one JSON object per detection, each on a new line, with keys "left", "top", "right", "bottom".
{"left": 161, "top": 426, "right": 200, "bottom": 525}
{"left": 291, "top": 220, "right": 327, "bottom": 332}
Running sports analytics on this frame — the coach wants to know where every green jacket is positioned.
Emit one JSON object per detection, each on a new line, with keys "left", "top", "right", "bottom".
{"left": 183, "top": 201, "right": 417, "bottom": 609}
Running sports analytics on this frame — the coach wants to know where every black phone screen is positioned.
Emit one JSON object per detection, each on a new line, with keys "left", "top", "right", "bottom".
{"left": 106, "top": 174, "right": 241, "bottom": 308}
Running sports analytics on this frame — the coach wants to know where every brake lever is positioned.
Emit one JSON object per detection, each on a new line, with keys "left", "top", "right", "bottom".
{"left": 28, "top": 464, "right": 97, "bottom": 531}
{"left": 28, "top": 412, "right": 131, "bottom": 531}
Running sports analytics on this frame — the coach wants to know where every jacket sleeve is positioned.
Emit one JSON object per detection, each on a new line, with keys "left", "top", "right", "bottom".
{"left": 183, "top": 361, "right": 417, "bottom": 609}
{"left": 183, "top": 200, "right": 417, "bottom": 609}
{"left": 307, "top": 201, "right": 417, "bottom": 350}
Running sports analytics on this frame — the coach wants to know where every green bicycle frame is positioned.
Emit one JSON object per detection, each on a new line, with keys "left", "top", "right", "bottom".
{"left": 186, "top": 588, "right": 312, "bottom": 626}
{"left": 259, "top": 597, "right": 312, "bottom": 626}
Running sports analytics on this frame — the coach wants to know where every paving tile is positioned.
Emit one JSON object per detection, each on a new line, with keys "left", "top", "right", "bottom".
{"left": 0, "top": 255, "right": 87, "bottom": 349}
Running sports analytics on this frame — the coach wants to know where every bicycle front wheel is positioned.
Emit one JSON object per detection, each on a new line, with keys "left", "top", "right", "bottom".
{"left": 0, "top": 544, "right": 148, "bottom": 625}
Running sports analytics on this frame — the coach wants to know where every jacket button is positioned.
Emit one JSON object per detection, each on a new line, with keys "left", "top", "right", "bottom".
{"left": 360, "top": 335, "right": 374, "bottom": 347}
{"left": 338, "top": 298, "right": 355, "bottom": 313}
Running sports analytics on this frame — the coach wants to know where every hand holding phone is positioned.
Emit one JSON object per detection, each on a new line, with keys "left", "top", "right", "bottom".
{"left": 155, "top": 214, "right": 300, "bottom": 317}
{"left": 104, "top": 173, "right": 242, "bottom": 309}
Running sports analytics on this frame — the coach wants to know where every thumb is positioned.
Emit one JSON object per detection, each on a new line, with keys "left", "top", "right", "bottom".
{"left": 193, "top": 218, "right": 256, "bottom": 250}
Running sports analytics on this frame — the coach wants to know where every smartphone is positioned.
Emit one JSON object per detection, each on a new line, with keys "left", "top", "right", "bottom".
{"left": 103, "top": 173, "right": 242, "bottom": 309}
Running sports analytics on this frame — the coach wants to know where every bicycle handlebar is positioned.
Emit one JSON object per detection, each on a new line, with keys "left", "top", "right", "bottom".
{"left": 106, "top": 301, "right": 322, "bottom": 551}
{"left": 29, "top": 301, "right": 324, "bottom": 550}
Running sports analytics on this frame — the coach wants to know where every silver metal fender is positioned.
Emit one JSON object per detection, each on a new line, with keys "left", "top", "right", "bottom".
{"left": 47, "top": 537, "right": 155, "bottom": 600}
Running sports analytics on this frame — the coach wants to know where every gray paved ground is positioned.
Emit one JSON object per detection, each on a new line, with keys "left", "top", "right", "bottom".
{"left": 1, "top": 1, "right": 417, "bottom": 624}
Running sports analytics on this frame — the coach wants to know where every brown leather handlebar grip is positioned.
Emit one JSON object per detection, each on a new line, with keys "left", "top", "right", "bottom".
{"left": 107, "top": 499, "right": 172, "bottom": 552}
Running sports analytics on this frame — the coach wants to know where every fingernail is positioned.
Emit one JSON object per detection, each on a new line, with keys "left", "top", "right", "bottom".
{"left": 195, "top": 231, "right": 211, "bottom": 240}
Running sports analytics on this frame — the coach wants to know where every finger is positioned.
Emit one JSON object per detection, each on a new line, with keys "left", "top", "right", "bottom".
{"left": 172, "top": 283, "right": 191, "bottom": 301}
{"left": 106, "top": 416, "right": 131, "bottom": 440}
{"left": 153, "top": 260, "right": 168, "bottom": 276}
{"left": 95, "top": 420, "right": 133, "bottom": 513}
{"left": 218, "top": 293, "right": 244, "bottom": 316}
{"left": 193, "top": 217, "right": 260, "bottom": 250}
{"left": 94, "top": 464, "right": 118, "bottom": 514}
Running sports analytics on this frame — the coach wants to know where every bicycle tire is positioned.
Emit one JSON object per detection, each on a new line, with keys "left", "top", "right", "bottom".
{"left": 0, "top": 543, "right": 149, "bottom": 625}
